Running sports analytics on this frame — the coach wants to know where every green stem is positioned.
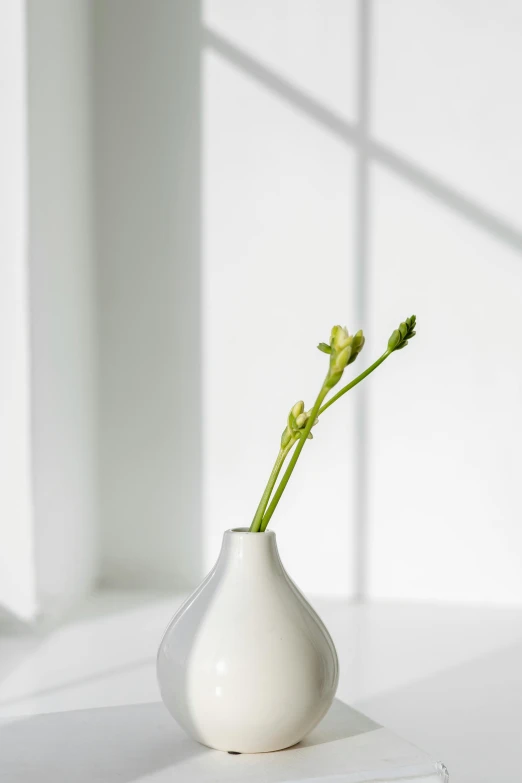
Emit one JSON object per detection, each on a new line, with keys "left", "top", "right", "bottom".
{"left": 259, "top": 349, "right": 393, "bottom": 532}
{"left": 318, "top": 350, "right": 391, "bottom": 416}
{"left": 249, "top": 443, "right": 294, "bottom": 532}
{"left": 259, "top": 383, "right": 329, "bottom": 532}
{"left": 256, "top": 348, "right": 393, "bottom": 533}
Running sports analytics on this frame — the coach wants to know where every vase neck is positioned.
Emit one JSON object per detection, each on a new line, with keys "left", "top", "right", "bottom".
{"left": 217, "top": 528, "right": 283, "bottom": 579}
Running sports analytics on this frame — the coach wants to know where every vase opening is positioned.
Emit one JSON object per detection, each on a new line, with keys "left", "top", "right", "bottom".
{"left": 229, "top": 527, "right": 275, "bottom": 535}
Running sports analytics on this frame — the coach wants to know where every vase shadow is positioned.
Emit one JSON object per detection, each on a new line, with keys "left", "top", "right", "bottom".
{"left": 0, "top": 699, "right": 388, "bottom": 782}
{"left": 294, "top": 698, "right": 380, "bottom": 749}
{"left": 0, "top": 701, "right": 203, "bottom": 783}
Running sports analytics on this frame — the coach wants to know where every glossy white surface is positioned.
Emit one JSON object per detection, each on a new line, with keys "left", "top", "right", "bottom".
{"left": 1, "top": 592, "right": 521, "bottom": 780}
{"left": 157, "top": 529, "right": 338, "bottom": 752}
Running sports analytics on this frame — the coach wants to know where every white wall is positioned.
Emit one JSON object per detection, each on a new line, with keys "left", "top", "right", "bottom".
{"left": 93, "top": 0, "right": 362, "bottom": 598}
{"left": 0, "top": 0, "right": 35, "bottom": 620}
{"left": 19, "top": 0, "right": 518, "bottom": 606}
{"left": 0, "top": 0, "right": 96, "bottom": 621}
{"left": 367, "top": 0, "right": 522, "bottom": 603}
{"left": 201, "top": 0, "right": 522, "bottom": 602}
{"left": 94, "top": 1, "right": 203, "bottom": 590}
{"left": 26, "top": 0, "right": 96, "bottom": 616}
{"left": 202, "top": 0, "right": 361, "bottom": 596}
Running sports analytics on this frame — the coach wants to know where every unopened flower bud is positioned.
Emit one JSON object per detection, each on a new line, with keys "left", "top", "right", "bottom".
{"left": 331, "top": 325, "right": 351, "bottom": 352}
{"left": 388, "top": 315, "right": 416, "bottom": 352}
{"left": 347, "top": 329, "right": 365, "bottom": 365}
{"left": 291, "top": 401, "right": 304, "bottom": 418}
{"left": 281, "top": 427, "right": 293, "bottom": 448}
{"left": 388, "top": 329, "right": 401, "bottom": 350}
{"left": 353, "top": 330, "right": 364, "bottom": 350}
{"left": 295, "top": 413, "right": 307, "bottom": 428}
{"left": 322, "top": 323, "right": 364, "bottom": 387}
{"left": 333, "top": 345, "right": 352, "bottom": 372}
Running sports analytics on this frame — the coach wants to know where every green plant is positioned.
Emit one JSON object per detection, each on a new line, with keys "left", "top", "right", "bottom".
{"left": 249, "top": 315, "right": 417, "bottom": 532}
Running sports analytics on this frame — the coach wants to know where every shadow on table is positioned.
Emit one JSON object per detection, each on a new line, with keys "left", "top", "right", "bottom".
{"left": 297, "top": 698, "right": 380, "bottom": 748}
{"left": 356, "top": 638, "right": 522, "bottom": 783}
{"left": 0, "top": 701, "right": 202, "bottom": 783}
{"left": 0, "top": 699, "right": 382, "bottom": 782}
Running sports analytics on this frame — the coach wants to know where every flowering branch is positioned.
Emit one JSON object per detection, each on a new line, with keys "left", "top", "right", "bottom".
{"left": 249, "top": 315, "right": 416, "bottom": 533}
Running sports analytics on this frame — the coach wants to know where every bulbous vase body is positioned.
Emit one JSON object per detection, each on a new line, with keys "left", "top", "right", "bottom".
{"left": 157, "top": 528, "right": 339, "bottom": 753}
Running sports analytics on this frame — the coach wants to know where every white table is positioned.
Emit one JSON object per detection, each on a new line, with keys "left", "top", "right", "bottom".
{"left": 1, "top": 592, "right": 521, "bottom": 781}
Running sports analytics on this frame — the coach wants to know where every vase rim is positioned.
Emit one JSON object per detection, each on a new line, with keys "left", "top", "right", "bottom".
{"left": 227, "top": 527, "right": 275, "bottom": 536}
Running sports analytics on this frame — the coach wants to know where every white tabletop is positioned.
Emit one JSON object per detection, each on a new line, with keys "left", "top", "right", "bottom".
{"left": 1, "top": 697, "right": 448, "bottom": 783}
{"left": 1, "top": 592, "right": 521, "bottom": 781}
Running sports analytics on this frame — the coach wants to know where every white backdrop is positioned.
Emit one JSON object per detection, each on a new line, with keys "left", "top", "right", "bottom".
{"left": 200, "top": 0, "right": 522, "bottom": 601}
{"left": 0, "top": 0, "right": 95, "bottom": 621}
{"left": 0, "top": 0, "right": 34, "bottom": 620}
{"left": 2, "top": 0, "right": 522, "bottom": 619}
{"left": 367, "top": 0, "right": 522, "bottom": 602}
{"left": 202, "top": 0, "right": 360, "bottom": 596}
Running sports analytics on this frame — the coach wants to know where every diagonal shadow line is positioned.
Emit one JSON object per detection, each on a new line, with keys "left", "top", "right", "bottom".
{"left": 203, "top": 28, "right": 358, "bottom": 141}
{"left": 0, "top": 657, "right": 155, "bottom": 707}
{"left": 203, "top": 27, "right": 522, "bottom": 255}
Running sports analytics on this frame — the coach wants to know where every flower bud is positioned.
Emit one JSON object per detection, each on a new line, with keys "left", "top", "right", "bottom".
{"left": 295, "top": 413, "right": 307, "bottom": 428}
{"left": 281, "top": 427, "right": 293, "bottom": 448}
{"left": 331, "top": 325, "right": 351, "bottom": 352}
{"left": 322, "top": 324, "right": 365, "bottom": 388}
{"left": 388, "top": 315, "right": 416, "bottom": 352}
{"left": 388, "top": 329, "right": 401, "bottom": 350}
{"left": 353, "top": 329, "right": 365, "bottom": 350}
{"left": 347, "top": 329, "right": 365, "bottom": 365}
{"left": 282, "top": 401, "right": 318, "bottom": 447}
{"left": 336, "top": 345, "right": 352, "bottom": 371}
{"left": 291, "top": 401, "right": 304, "bottom": 418}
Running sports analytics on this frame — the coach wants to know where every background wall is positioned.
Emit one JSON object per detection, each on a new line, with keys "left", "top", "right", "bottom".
{"left": 200, "top": 0, "right": 522, "bottom": 601}
{"left": 368, "top": 0, "right": 522, "bottom": 603}
{"left": 27, "top": 0, "right": 96, "bottom": 616}
{"left": 0, "top": 0, "right": 35, "bottom": 620}
{"left": 94, "top": 0, "right": 522, "bottom": 602}
{"left": 94, "top": 0, "right": 203, "bottom": 590}
{"left": 0, "top": 0, "right": 95, "bottom": 621}
{"left": 2, "top": 0, "right": 522, "bottom": 617}
{"left": 201, "top": 0, "right": 360, "bottom": 595}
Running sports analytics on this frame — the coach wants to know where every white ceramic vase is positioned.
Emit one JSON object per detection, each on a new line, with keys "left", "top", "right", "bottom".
{"left": 157, "top": 527, "right": 338, "bottom": 753}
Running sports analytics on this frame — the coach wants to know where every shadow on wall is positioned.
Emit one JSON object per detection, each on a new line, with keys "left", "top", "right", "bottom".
{"left": 202, "top": 8, "right": 522, "bottom": 599}
{"left": 95, "top": 0, "right": 522, "bottom": 596}
{"left": 95, "top": 0, "right": 202, "bottom": 590}
{"left": 203, "top": 24, "right": 522, "bottom": 254}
